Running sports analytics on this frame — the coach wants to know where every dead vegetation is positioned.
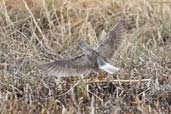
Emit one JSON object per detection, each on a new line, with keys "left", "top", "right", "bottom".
{"left": 0, "top": 0, "right": 171, "bottom": 114}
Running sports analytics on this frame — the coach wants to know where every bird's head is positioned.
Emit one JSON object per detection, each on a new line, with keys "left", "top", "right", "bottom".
{"left": 79, "top": 40, "right": 97, "bottom": 56}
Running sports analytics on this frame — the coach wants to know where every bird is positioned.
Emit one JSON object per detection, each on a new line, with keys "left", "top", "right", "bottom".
{"left": 39, "top": 21, "right": 126, "bottom": 77}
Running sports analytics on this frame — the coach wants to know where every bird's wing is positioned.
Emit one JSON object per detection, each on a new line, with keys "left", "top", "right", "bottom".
{"left": 96, "top": 21, "right": 126, "bottom": 59}
{"left": 39, "top": 54, "right": 92, "bottom": 77}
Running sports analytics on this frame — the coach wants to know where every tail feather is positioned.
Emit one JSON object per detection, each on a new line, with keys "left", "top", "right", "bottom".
{"left": 97, "top": 59, "right": 120, "bottom": 74}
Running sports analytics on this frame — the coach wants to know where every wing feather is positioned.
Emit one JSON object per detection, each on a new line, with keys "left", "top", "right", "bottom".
{"left": 96, "top": 21, "right": 126, "bottom": 59}
{"left": 39, "top": 21, "right": 126, "bottom": 77}
{"left": 39, "top": 54, "right": 92, "bottom": 77}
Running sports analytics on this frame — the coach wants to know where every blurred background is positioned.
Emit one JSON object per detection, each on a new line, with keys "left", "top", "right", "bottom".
{"left": 0, "top": 0, "right": 171, "bottom": 114}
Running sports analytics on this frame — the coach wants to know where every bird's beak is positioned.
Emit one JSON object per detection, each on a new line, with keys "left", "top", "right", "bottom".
{"left": 97, "top": 59, "right": 120, "bottom": 74}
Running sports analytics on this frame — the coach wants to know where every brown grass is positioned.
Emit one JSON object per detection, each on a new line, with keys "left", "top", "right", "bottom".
{"left": 0, "top": 0, "right": 171, "bottom": 114}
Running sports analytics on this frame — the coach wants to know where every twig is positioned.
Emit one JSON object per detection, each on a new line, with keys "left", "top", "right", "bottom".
{"left": 22, "top": 0, "right": 47, "bottom": 47}
{"left": 55, "top": 79, "right": 151, "bottom": 97}
{"left": 56, "top": 80, "right": 82, "bottom": 97}
{"left": 86, "top": 79, "right": 151, "bottom": 84}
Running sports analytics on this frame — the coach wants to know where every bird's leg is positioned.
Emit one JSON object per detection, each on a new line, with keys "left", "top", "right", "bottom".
{"left": 98, "top": 72, "right": 105, "bottom": 81}
{"left": 88, "top": 72, "right": 105, "bottom": 81}
{"left": 89, "top": 76, "right": 94, "bottom": 81}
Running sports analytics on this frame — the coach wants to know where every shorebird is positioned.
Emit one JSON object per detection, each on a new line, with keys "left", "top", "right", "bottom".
{"left": 39, "top": 21, "right": 126, "bottom": 77}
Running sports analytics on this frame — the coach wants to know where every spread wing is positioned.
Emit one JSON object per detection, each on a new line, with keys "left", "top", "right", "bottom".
{"left": 96, "top": 21, "right": 126, "bottom": 59}
{"left": 39, "top": 54, "right": 92, "bottom": 77}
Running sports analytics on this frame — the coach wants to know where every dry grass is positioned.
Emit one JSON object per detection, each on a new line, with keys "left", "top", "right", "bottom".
{"left": 0, "top": 0, "right": 171, "bottom": 114}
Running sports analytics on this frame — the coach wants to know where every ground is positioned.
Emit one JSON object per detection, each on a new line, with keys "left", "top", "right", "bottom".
{"left": 0, "top": 0, "right": 171, "bottom": 114}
